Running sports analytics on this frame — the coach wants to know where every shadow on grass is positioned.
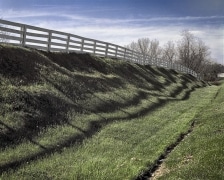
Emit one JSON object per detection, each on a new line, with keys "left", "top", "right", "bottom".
{"left": 0, "top": 92, "right": 77, "bottom": 149}
{"left": 0, "top": 98, "right": 165, "bottom": 174}
{"left": 0, "top": 46, "right": 205, "bottom": 174}
{"left": 0, "top": 79, "right": 202, "bottom": 174}
{"left": 44, "top": 52, "right": 173, "bottom": 93}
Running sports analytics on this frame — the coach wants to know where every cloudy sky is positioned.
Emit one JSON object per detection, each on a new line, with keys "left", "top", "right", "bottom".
{"left": 0, "top": 0, "right": 223, "bottom": 64}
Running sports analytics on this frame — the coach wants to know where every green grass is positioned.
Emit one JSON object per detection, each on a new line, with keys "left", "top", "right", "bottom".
{"left": 156, "top": 81, "right": 224, "bottom": 180}
{"left": 0, "top": 80, "right": 217, "bottom": 180}
{"left": 1, "top": 45, "right": 221, "bottom": 179}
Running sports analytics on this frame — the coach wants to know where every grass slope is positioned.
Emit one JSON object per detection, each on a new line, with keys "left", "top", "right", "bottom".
{"left": 157, "top": 81, "right": 224, "bottom": 180}
{"left": 0, "top": 45, "right": 212, "bottom": 179}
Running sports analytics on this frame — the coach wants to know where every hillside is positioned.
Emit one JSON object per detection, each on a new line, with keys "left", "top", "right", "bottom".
{"left": 0, "top": 44, "right": 209, "bottom": 179}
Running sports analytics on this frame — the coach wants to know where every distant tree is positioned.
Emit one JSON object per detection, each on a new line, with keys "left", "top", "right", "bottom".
{"left": 201, "top": 62, "right": 224, "bottom": 81}
{"left": 177, "top": 30, "right": 211, "bottom": 74}
{"left": 177, "top": 30, "right": 194, "bottom": 67}
{"left": 125, "top": 38, "right": 162, "bottom": 62}
{"left": 125, "top": 30, "right": 220, "bottom": 81}
{"left": 162, "top": 41, "right": 177, "bottom": 63}
{"left": 214, "top": 63, "right": 224, "bottom": 73}
{"left": 148, "top": 39, "right": 162, "bottom": 59}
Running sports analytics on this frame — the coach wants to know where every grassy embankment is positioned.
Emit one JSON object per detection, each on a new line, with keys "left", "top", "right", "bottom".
{"left": 156, "top": 80, "right": 224, "bottom": 180}
{"left": 0, "top": 44, "right": 221, "bottom": 179}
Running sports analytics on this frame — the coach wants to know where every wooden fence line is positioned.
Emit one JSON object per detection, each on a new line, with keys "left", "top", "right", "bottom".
{"left": 0, "top": 19, "right": 198, "bottom": 78}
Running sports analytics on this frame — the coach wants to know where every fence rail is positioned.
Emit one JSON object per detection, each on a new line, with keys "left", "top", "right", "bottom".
{"left": 0, "top": 19, "right": 198, "bottom": 78}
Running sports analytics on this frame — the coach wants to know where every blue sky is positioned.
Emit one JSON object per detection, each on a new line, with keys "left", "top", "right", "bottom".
{"left": 0, "top": 0, "right": 223, "bottom": 64}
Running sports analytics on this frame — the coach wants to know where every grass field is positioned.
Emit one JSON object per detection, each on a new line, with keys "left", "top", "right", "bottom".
{"left": 0, "top": 44, "right": 223, "bottom": 179}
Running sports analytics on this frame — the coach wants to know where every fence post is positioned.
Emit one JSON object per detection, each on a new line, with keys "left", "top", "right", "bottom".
{"left": 115, "top": 46, "right": 118, "bottom": 58}
{"left": 141, "top": 54, "right": 144, "bottom": 65}
{"left": 140, "top": 53, "right": 143, "bottom": 65}
{"left": 146, "top": 55, "right": 149, "bottom": 65}
{"left": 66, "top": 34, "right": 70, "bottom": 53}
{"left": 134, "top": 52, "right": 137, "bottom": 63}
{"left": 123, "top": 48, "right": 127, "bottom": 60}
{"left": 143, "top": 55, "right": 146, "bottom": 65}
{"left": 155, "top": 58, "right": 157, "bottom": 66}
{"left": 131, "top": 50, "right": 134, "bottom": 63}
{"left": 93, "top": 40, "right": 96, "bottom": 55}
{"left": 47, "top": 31, "right": 52, "bottom": 52}
{"left": 21, "top": 25, "right": 26, "bottom": 47}
{"left": 164, "top": 60, "right": 166, "bottom": 68}
{"left": 105, "top": 43, "right": 109, "bottom": 57}
{"left": 81, "top": 38, "right": 84, "bottom": 52}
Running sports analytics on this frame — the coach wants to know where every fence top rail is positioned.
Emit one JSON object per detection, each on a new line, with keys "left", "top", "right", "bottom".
{"left": 25, "top": 25, "right": 50, "bottom": 33}
{"left": 0, "top": 19, "right": 111, "bottom": 46}
{"left": 0, "top": 26, "right": 22, "bottom": 34}
{"left": 0, "top": 19, "right": 23, "bottom": 27}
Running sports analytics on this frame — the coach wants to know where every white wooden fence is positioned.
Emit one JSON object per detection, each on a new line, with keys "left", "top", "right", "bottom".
{"left": 0, "top": 19, "right": 198, "bottom": 78}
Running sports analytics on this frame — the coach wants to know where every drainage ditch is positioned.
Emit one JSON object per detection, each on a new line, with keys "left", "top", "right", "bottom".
{"left": 135, "top": 120, "right": 195, "bottom": 180}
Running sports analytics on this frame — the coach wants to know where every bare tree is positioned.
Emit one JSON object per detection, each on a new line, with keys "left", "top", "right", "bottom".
{"left": 125, "top": 30, "right": 216, "bottom": 79}
{"left": 148, "top": 39, "right": 162, "bottom": 59}
{"left": 126, "top": 41, "right": 141, "bottom": 52}
{"left": 202, "top": 62, "right": 224, "bottom": 81}
{"left": 192, "top": 39, "right": 210, "bottom": 73}
{"left": 177, "top": 30, "right": 195, "bottom": 67}
{"left": 162, "top": 41, "right": 177, "bottom": 63}
{"left": 177, "top": 30, "right": 211, "bottom": 73}
{"left": 125, "top": 38, "right": 162, "bottom": 62}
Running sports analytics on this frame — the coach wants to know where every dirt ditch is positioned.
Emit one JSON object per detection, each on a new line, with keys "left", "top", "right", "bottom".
{"left": 135, "top": 120, "right": 195, "bottom": 180}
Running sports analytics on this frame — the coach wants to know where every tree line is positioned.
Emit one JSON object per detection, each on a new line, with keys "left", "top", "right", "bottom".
{"left": 125, "top": 30, "right": 224, "bottom": 81}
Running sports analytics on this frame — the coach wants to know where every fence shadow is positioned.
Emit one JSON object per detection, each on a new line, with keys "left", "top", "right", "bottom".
{"left": 0, "top": 76, "right": 202, "bottom": 174}
{"left": 0, "top": 45, "right": 205, "bottom": 174}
